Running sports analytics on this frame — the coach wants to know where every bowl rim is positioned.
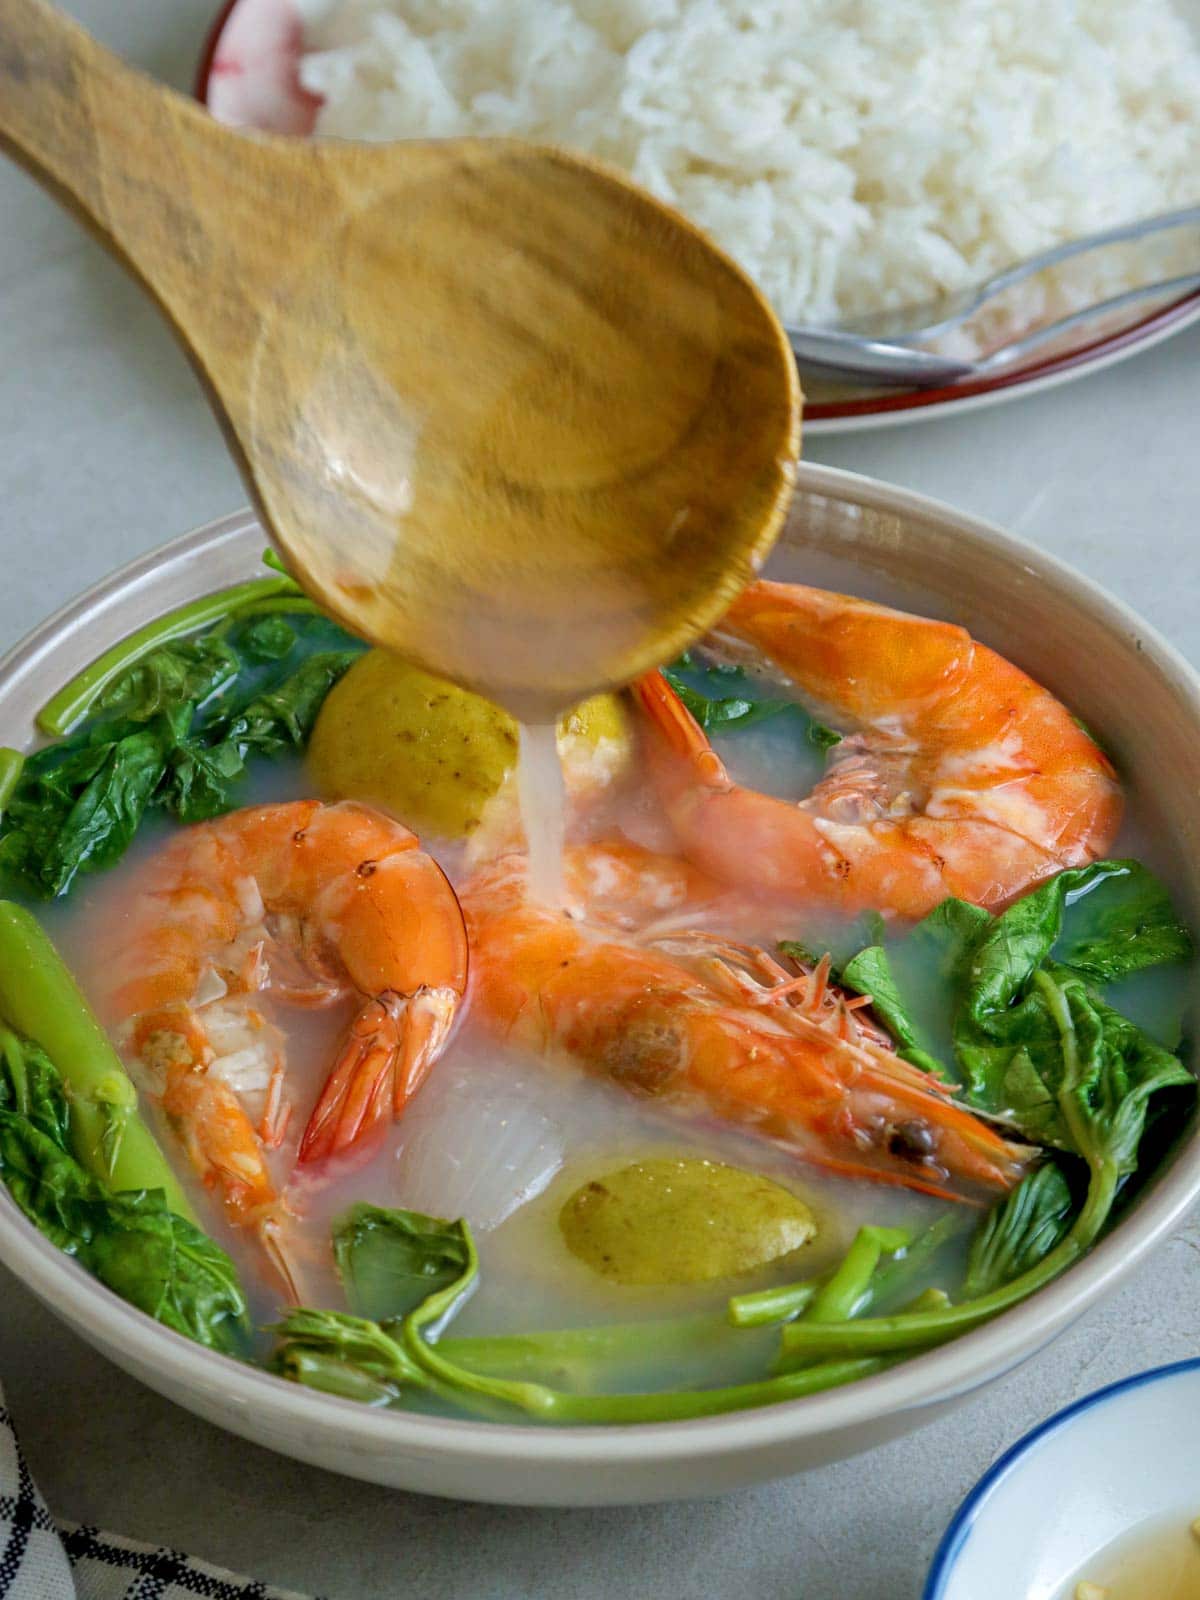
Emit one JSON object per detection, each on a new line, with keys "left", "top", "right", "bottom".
{"left": 922, "top": 1356, "right": 1200, "bottom": 1597}
{"left": 2, "top": 459, "right": 1199, "bottom": 1473}
{"left": 192, "top": 0, "right": 1200, "bottom": 436}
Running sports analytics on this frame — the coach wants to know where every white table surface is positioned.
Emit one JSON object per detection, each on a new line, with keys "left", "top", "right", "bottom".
{"left": 2, "top": 6, "right": 1199, "bottom": 1596}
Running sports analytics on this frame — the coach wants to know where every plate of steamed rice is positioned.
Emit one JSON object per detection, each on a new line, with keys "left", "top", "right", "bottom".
{"left": 198, "top": 0, "right": 1200, "bottom": 431}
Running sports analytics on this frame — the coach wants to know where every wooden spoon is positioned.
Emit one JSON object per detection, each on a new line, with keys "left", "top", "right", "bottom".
{"left": 0, "top": 0, "right": 801, "bottom": 718}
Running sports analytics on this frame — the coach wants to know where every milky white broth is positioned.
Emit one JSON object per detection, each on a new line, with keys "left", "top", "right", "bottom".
{"left": 37, "top": 545, "right": 1191, "bottom": 1411}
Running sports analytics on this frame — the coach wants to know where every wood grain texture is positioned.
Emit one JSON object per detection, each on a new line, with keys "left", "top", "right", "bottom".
{"left": 0, "top": 0, "right": 802, "bottom": 715}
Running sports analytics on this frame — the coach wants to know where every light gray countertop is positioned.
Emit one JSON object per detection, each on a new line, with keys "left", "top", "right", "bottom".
{"left": 2, "top": 6, "right": 1199, "bottom": 1595}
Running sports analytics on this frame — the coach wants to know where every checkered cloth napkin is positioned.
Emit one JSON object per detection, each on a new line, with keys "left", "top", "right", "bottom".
{"left": 0, "top": 1387, "right": 316, "bottom": 1600}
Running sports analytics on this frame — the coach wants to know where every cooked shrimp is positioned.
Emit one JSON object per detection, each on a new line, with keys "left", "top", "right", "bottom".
{"left": 99, "top": 800, "right": 468, "bottom": 1252}
{"left": 463, "top": 844, "right": 1028, "bottom": 1202}
{"left": 634, "top": 580, "right": 1123, "bottom": 918}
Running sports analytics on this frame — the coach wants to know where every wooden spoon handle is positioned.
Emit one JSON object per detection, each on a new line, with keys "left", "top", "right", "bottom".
{"left": 0, "top": 0, "right": 320, "bottom": 426}
{"left": 0, "top": 0, "right": 224, "bottom": 263}
{"left": 0, "top": 0, "right": 123, "bottom": 224}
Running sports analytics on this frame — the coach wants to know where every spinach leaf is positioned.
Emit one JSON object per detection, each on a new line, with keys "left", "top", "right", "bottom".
{"left": 238, "top": 615, "right": 298, "bottom": 663}
{"left": 0, "top": 1031, "right": 248, "bottom": 1353}
{"left": 777, "top": 963, "right": 1192, "bottom": 1367}
{"left": 963, "top": 965, "right": 1192, "bottom": 1157}
{"left": 1031, "top": 967, "right": 1193, "bottom": 1173}
{"left": 961, "top": 861, "right": 1189, "bottom": 1026}
{"left": 777, "top": 911, "right": 887, "bottom": 978}
{"left": 663, "top": 654, "right": 841, "bottom": 745}
{"left": 95, "top": 636, "right": 240, "bottom": 722}
{"left": 333, "top": 1203, "right": 472, "bottom": 1322}
{"left": 952, "top": 865, "right": 1193, "bottom": 1147}
{"left": 838, "top": 945, "right": 948, "bottom": 1079}
{"left": 35, "top": 729, "right": 167, "bottom": 893}
{"left": 0, "top": 605, "right": 362, "bottom": 897}
{"left": 837, "top": 898, "right": 988, "bottom": 1082}
{"left": 1056, "top": 861, "right": 1192, "bottom": 983}
{"left": 807, "top": 721, "right": 842, "bottom": 750}
{"left": 0, "top": 1027, "right": 69, "bottom": 1149}
{"left": 963, "top": 1163, "right": 1074, "bottom": 1297}
{"left": 662, "top": 655, "right": 795, "bottom": 733}
{"left": 204, "top": 651, "right": 355, "bottom": 765}
{"left": 825, "top": 861, "right": 1192, "bottom": 1149}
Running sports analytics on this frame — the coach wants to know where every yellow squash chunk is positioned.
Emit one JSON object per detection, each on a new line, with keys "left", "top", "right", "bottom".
{"left": 559, "top": 1157, "right": 818, "bottom": 1286}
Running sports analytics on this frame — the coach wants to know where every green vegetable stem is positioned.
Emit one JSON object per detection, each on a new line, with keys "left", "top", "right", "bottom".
{"left": 275, "top": 1205, "right": 892, "bottom": 1424}
{"left": 803, "top": 1226, "right": 910, "bottom": 1323}
{"left": 0, "top": 748, "right": 24, "bottom": 821}
{"left": 0, "top": 902, "right": 193, "bottom": 1217}
{"left": 728, "top": 1214, "right": 962, "bottom": 1329}
{"left": 37, "top": 576, "right": 303, "bottom": 736}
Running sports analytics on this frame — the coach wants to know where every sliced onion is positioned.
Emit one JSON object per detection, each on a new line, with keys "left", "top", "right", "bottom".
{"left": 394, "top": 1076, "right": 564, "bottom": 1232}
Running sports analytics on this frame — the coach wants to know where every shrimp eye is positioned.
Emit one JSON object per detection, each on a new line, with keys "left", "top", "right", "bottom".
{"left": 887, "top": 1120, "right": 938, "bottom": 1161}
{"left": 357, "top": 859, "right": 378, "bottom": 878}
{"left": 292, "top": 829, "right": 307, "bottom": 844}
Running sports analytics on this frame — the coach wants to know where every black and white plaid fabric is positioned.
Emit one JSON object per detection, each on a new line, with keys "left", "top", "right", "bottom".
{"left": 0, "top": 1388, "right": 316, "bottom": 1600}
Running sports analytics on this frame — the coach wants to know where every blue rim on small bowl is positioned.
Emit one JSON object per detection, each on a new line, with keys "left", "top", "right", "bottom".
{"left": 924, "top": 1356, "right": 1200, "bottom": 1598}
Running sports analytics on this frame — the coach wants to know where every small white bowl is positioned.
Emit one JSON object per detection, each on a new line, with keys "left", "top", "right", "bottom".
{"left": 926, "top": 1359, "right": 1200, "bottom": 1599}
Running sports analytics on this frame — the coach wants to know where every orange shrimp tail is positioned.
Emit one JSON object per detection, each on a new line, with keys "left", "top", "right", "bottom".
{"left": 297, "top": 986, "right": 460, "bottom": 1166}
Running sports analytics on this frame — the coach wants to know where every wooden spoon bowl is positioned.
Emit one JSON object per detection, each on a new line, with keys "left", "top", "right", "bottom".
{"left": 0, "top": 0, "right": 801, "bottom": 716}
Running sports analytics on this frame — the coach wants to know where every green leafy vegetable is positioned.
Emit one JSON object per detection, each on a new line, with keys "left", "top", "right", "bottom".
{"left": 838, "top": 945, "right": 949, "bottom": 1080}
{"left": 238, "top": 614, "right": 299, "bottom": 663}
{"left": 829, "top": 861, "right": 1192, "bottom": 1150}
{"left": 962, "top": 1163, "right": 1074, "bottom": 1298}
{"left": 839, "top": 898, "right": 989, "bottom": 1081}
{"left": 777, "top": 910, "right": 887, "bottom": 979}
{"left": 334, "top": 1202, "right": 472, "bottom": 1321}
{"left": 0, "top": 597, "right": 364, "bottom": 897}
{"left": 807, "top": 721, "right": 843, "bottom": 750}
{"left": 959, "top": 964, "right": 1192, "bottom": 1155}
{"left": 762, "top": 861, "right": 1193, "bottom": 1369}
{"left": 776, "top": 972, "right": 1191, "bottom": 1366}
{"left": 37, "top": 575, "right": 303, "bottom": 736}
{"left": 950, "top": 865, "right": 1192, "bottom": 1149}
{"left": 662, "top": 655, "right": 795, "bottom": 733}
{"left": 0, "top": 1026, "right": 248, "bottom": 1353}
{"left": 956, "top": 862, "right": 1189, "bottom": 1047}
{"left": 1056, "top": 861, "right": 1193, "bottom": 984}
{"left": 663, "top": 653, "right": 841, "bottom": 745}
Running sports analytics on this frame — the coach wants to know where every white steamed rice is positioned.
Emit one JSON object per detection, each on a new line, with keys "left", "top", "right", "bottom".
{"left": 296, "top": 0, "right": 1200, "bottom": 346}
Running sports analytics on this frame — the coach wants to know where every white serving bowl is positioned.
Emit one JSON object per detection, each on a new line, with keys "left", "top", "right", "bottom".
{"left": 925, "top": 1358, "right": 1200, "bottom": 1598}
{"left": 0, "top": 463, "right": 1197, "bottom": 1505}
